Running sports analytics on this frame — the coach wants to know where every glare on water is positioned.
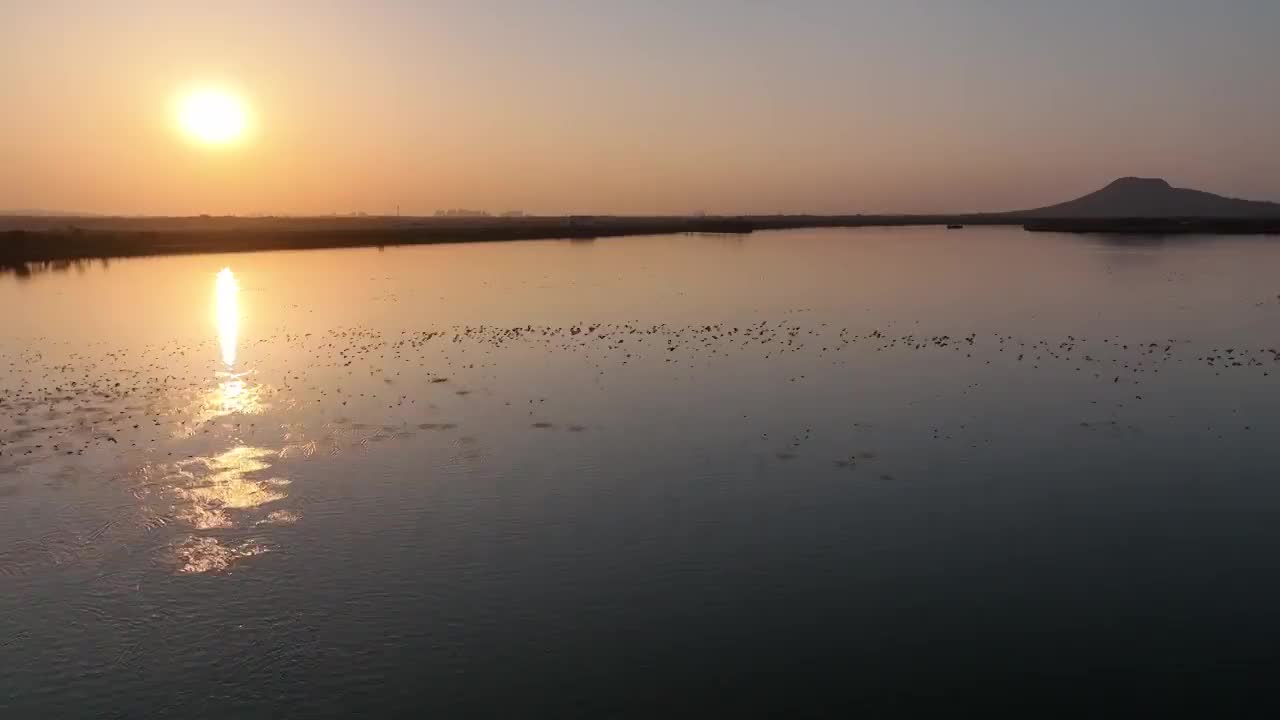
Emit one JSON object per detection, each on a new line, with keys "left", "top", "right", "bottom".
{"left": 215, "top": 267, "right": 239, "bottom": 368}
{"left": 197, "top": 267, "right": 264, "bottom": 423}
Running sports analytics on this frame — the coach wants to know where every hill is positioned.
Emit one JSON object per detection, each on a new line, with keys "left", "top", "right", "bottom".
{"left": 1015, "top": 177, "right": 1280, "bottom": 218}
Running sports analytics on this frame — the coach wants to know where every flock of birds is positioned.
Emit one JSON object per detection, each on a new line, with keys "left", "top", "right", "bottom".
{"left": 3, "top": 319, "right": 1277, "bottom": 475}
{"left": 1, "top": 314, "right": 1277, "bottom": 578}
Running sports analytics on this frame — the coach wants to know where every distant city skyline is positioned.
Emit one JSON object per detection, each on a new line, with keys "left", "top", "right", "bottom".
{"left": 4, "top": 0, "right": 1278, "bottom": 216}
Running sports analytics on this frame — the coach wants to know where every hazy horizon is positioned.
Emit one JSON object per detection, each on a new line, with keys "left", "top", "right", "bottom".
{"left": 5, "top": 0, "right": 1279, "bottom": 216}
{"left": 4, "top": 175, "right": 1279, "bottom": 220}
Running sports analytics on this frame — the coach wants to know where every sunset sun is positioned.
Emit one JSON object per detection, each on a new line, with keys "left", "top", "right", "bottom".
{"left": 177, "top": 89, "right": 249, "bottom": 145}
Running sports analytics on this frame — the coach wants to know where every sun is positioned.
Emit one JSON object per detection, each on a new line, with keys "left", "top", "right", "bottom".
{"left": 177, "top": 89, "right": 250, "bottom": 145}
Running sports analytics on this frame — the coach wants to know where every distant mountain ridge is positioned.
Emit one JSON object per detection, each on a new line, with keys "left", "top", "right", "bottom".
{"left": 1015, "top": 177, "right": 1280, "bottom": 218}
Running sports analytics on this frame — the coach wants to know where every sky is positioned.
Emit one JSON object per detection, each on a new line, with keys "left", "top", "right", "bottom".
{"left": 3, "top": 0, "right": 1279, "bottom": 216}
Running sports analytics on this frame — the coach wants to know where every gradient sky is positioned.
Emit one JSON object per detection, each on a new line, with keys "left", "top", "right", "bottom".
{"left": 3, "top": 0, "right": 1279, "bottom": 215}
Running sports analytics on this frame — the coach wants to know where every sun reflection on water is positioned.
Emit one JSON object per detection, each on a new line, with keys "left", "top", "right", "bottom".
{"left": 156, "top": 266, "right": 293, "bottom": 573}
{"left": 199, "top": 267, "right": 266, "bottom": 423}
{"left": 216, "top": 267, "right": 239, "bottom": 368}
{"left": 172, "top": 445, "right": 289, "bottom": 530}
{"left": 202, "top": 376, "right": 265, "bottom": 422}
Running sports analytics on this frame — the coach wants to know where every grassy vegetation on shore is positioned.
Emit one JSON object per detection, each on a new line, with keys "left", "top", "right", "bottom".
{"left": 0, "top": 214, "right": 1021, "bottom": 266}
{"left": 5, "top": 213, "right": 1278, "bottom": 272}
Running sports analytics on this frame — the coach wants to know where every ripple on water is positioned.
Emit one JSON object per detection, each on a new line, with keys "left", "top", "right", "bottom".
{"left": 171, "top": 447, "right": 289, "bottom": 515}
{"left": 126, "top": 445, "right": 294, "bottom": 573}
{"left": 173, "top": 536, "right": 270, "bottom": 574}
{"left": 279, "top": 440, "right": 318, "bottom": 460}
{"left": 256, "top": 509, "right": 301, "bottom": 526}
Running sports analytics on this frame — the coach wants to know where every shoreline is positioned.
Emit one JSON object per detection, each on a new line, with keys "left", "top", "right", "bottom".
{"left": 1023, "top": 218, "right": 1280, "bottom": 235}
{"left": 4, "top": 214, "right": 1279, "bottom": 270}
{"left": 0, "top": 214, "right": 1020, "bottom": 267}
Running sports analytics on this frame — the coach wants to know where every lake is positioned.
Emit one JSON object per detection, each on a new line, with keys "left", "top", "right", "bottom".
{"left": 4, "top": 226, "right": 1280, "bottom": 716}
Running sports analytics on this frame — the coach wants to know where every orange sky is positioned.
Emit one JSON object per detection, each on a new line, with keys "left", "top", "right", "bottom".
{"left": 3, "top": 1, "right": 1278, "bottom": 216}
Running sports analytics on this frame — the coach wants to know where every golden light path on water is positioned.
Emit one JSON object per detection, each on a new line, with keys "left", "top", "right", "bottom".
{"left": 163, "top": 266, "right": 293, "bottom": 574}
{"left": 194, "top": 266, "right": 263, "bottom": 422}
{"left": 216, "top": 266, "right": 239, "bottom": 367}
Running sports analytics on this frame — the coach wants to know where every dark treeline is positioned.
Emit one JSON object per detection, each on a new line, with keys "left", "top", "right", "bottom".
{"left": 4, "top": 213, "right": 1278, "bottom": 271}
{"left": 0, "top": 214, "right": 1023, "bottom": 266}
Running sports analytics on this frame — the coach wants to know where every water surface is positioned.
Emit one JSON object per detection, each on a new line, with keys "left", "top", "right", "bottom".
{"left": 4, "top": 227, "right": 1280, "bottom": 715}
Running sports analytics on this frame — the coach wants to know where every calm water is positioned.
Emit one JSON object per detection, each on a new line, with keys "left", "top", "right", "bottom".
{"left": 4, "top": 227, "right": 1280, "bottom": 715}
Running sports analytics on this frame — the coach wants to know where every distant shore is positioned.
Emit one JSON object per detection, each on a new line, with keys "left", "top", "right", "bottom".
{"left": 0, "top": 214, "right": 1021, "bottom": 267}
{"left": 3, "top": 213, "right": 1279, "bottom": 270}
{"left": 1023, "top": 218, "right": 1280, "bottom": 235}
